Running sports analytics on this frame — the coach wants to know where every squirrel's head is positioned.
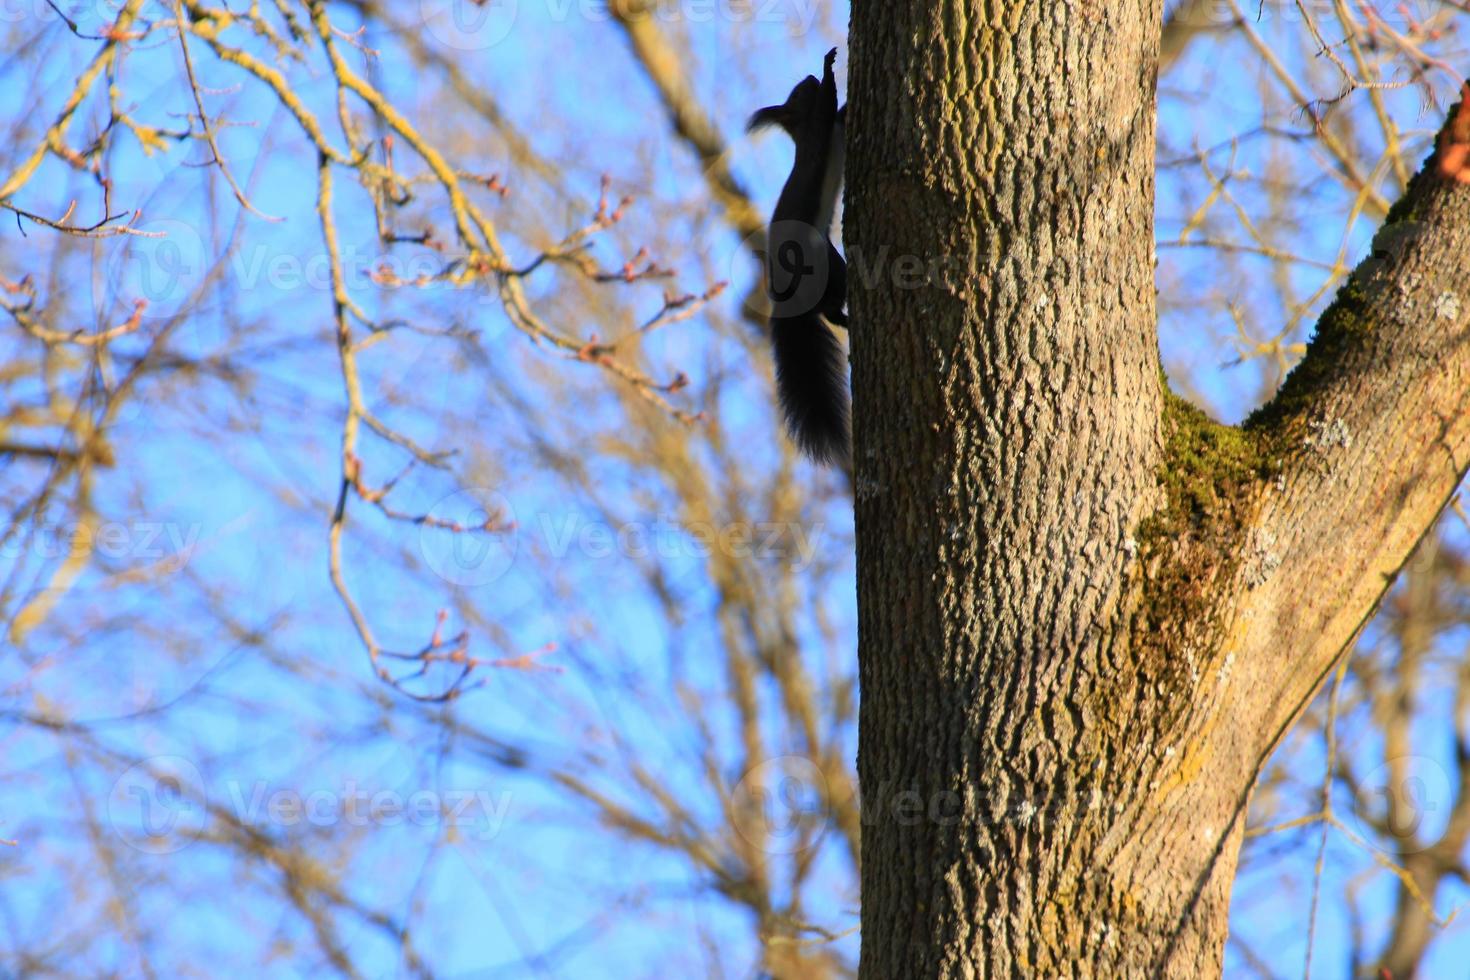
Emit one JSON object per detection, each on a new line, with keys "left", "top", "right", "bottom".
{"left": 747, "top": 75, "right": 824, "bottom": 137}
{"left": 747, "top": 49, "right": 838, "bottom": 138}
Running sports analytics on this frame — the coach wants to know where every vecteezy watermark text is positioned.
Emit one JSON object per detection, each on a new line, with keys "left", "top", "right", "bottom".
{"left": 108, "top": 757, "right": 514, "bottom": 853}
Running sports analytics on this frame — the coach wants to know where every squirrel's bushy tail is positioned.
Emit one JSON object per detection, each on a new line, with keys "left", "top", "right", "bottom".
{"left": 772, "top": 313, "right": 849, "bottom": 464}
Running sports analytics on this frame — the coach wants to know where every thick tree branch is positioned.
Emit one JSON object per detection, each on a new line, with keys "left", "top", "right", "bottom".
{"left": 1220, "top": 92, "right": 1470, "bottom": 752}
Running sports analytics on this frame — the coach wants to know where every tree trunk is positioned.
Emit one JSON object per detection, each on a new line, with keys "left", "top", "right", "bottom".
{"left": 846, "top": 2, "right": 1470, "bottom": 976}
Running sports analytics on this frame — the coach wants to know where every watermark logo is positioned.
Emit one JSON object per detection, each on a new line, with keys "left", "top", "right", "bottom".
{"left": 107, "top": 756, "right": 208, "bottom": 855}
{"left": 100, "top": 218, "right": 209, "bottom": 321}
{"left": 1350, "top": 755, "right": 1451, "bottom": 854}
{"left": 419, "top": 0, "right": 519, "bottom": 51}
{"left": 730, "top": 755, "right": 830, "bottom": 855}
{"left": 752, "top": 220, "right": 836, "bottom": 320}
{"left": 419, "top": 488, "right": 518, "bottom": 586}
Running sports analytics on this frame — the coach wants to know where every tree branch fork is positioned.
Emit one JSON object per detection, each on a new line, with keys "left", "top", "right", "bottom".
{"left": 1145, "top": 89, "right": 1470, "bottom": 783}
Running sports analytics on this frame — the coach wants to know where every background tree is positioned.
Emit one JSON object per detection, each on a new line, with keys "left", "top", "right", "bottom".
{"left": 0, "top": 1, "right": 1468, "bottom": 977}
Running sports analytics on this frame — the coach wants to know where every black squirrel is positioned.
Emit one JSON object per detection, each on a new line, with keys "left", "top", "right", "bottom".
{"left": 748, "top": 48, "right": 849, "bottom": 465}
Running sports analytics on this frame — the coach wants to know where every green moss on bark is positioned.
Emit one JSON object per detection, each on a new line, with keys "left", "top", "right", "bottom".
{"left": 1141, "top": 387, "right": 1269, "bottom": 546}
{"left": 1123, "top": 387, "right": 1273, "bottom": 723}
{"left": 1244, "top": 269, "right": 1378, "bottom": 436}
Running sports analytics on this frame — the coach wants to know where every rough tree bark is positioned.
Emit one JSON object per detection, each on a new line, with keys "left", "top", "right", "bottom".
{"left": 845, "top": 2, "right": 1470, "bottom": 976}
